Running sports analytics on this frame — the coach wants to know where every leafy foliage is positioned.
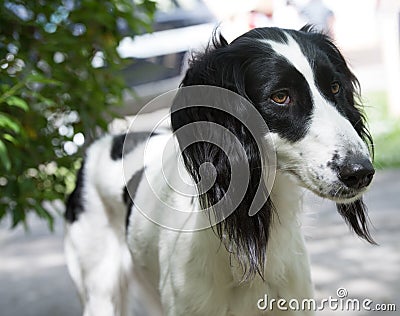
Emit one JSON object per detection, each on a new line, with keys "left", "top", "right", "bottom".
{"left": 364, "top": 91, "right": 400, "bottom": 169}
{"left": 0, "top": 0, "right": 156, "bottom": 229}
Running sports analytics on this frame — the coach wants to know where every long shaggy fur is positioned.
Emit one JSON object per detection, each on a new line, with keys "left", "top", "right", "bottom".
{"left": 172, "top": 27, "right": 375, "bottom": 280}
{"left": 65, "top": 26, "right": 376, "bottom": 316}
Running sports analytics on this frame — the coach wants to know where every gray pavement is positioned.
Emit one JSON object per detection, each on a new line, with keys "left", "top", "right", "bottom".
{"left": 0, "top": 169, "right": 399, "bottom": 316}
{"left": 304, "top": 169, "right": 400, "bottom": 315}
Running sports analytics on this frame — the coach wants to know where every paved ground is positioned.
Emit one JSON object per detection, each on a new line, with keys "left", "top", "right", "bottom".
{"left": 0, "top": 169, "right": 399, "bottom": 316}
{"left": 303, "top": 169, "right": 400, "bottom": 316}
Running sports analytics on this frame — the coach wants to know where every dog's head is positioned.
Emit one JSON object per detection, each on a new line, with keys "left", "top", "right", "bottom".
{"left": 171, "top": 26, "right": 375, "bottom": 278}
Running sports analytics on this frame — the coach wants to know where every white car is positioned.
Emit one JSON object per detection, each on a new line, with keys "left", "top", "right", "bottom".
{"left": 117, "top": 0, "right": 216, "bottom": 114}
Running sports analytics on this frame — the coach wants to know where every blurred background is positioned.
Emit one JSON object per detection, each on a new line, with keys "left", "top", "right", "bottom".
{"left": 0, "top": 0, "right": 399, "bottom": 315}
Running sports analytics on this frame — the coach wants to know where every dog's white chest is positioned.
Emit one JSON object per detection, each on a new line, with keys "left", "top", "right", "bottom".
{"left": 128, "top": 170, "right": 314, "bottom": 316}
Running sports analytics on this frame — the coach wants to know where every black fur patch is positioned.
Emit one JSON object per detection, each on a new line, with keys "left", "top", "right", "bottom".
{"left": 111, "top": 132, "right": 153, "bottom": 160}
{"left": 337, "top": 199, "right": 376, "bottom": 244}
{"left": 172, "top": 26, "right": 375, "bottom": 280}
{"left": 65, "top": 160, "right": 85, "bottom": 223}
{"left": 181, "top": 27, "right": 315, "bottom": 143}
{"left": 124, "top": 168, "right": 145, "bottom": 229}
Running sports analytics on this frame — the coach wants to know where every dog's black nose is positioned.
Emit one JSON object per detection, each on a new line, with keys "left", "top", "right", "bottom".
{"left": 339, "top": 158, "right": 375, "bottom": 189}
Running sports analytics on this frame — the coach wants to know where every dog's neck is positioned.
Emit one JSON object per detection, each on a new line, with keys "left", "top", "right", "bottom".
{"left": 222, "top": 171, "right": 308, "bottom": 284}
{"left": 270, "top": 170, "right": 304, "bottom": 217}
{"left": 260, "top": 171, "right": 309, "bottom": 286}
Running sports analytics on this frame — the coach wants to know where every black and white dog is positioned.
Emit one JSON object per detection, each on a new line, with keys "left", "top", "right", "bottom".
{"left": 65, "top": 26, "right": 375, "bottom": 316}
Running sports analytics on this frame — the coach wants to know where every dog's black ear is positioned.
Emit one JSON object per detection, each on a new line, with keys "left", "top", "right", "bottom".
{"left": 171, "top": 33, "right": 274, "bottom": 280}
{"left": 180, "top": 32, "right": 248, "bottom": 96}
{"left": 337, "top": 199, "right": 376, "bottom": 244}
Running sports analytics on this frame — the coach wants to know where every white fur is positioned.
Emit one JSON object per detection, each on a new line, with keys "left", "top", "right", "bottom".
{"left": 65, "top": 136, "right": 135, "bottom": 316}
{"left": 265, "top": 35, "right": 370, "bottom": 201}
{"left": 66, "top": 133, "right": 314, "bottom": 316}
{"left": 65, "top": 34, "right": 372, "bottom": 316}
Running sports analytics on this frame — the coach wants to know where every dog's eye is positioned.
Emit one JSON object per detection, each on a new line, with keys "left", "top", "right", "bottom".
{"left": 331, "top": 82, "right": 340, "bottom": 94}
{"left": 270, "top": 91, "right": 290, "bottom": 105}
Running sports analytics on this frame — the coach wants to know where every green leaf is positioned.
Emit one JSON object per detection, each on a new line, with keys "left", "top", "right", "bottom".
{"left": 3, "top": 133, "right": 19, "bottom": 145}
{"left": 26, "top": 73, "right": 62, "bottom": 86}
{"left": 0, "top": 207, "right": 6, "bottom": 221}
{"left": 0, "top": 114, "right": 21, "bottom": 133}
{"left": 34, "top": 204, "right": 54, "bottom": 232}
{"left": 32, "top": 92, "right": 57, "bottom": 107}
{"left": 11, "top": 208, "right": 26, "bottom": 229}
{"left": 0, "top": 140, "right": 11, "bottom": 171}
{"left": 5, "top": 96, "right": 29, "bottom": 111}
{"left": 0, "top": 81, "right": 25, "bottom": 103}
